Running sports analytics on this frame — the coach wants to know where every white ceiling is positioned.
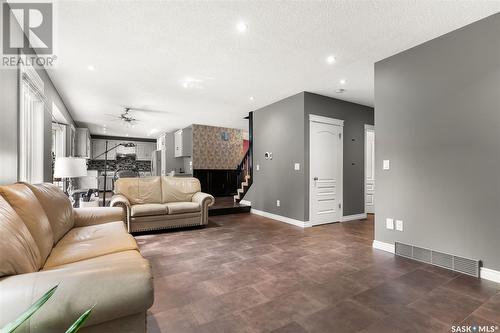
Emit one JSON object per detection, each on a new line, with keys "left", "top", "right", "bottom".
{"left": 47, "top": 0, "right": 500, "bottom": 138}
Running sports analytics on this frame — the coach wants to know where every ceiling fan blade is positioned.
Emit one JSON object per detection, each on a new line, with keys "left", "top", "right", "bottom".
{"left": 120, "top": 106, "right": 172, "bottom": 114}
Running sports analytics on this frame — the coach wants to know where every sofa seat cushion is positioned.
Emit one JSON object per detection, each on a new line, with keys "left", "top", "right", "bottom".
{"left": 2, "top": 250, "right": 153, "bottom": 330}
{"left": 44, "top": 221, "right": 138, "bottom": 268}
{"left": 130, "top": 203, "right": 168, "bottom": 217}
{"left": 166, "top": 202, "right": 201, "bottom": 214}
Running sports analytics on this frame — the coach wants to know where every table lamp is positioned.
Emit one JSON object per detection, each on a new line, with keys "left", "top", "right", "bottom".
{"left": 54, "top": 157, "right": 88, "bottom": 196}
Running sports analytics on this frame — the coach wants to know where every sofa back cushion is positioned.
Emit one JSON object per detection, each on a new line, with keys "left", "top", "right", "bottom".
{"left": 161, "top": 176, "right": 201, "bottom": 203}
{"left": 0, "top": 195, "right": 42, "bottom": 276}
{"left": 114, "top": 177, "right": 162, "bottom": 205}
{"left": 25, "top": 183, "right": 74, "bottom": 243}
{"left": 0, "top": 184, "right": 53, "bottom": 265}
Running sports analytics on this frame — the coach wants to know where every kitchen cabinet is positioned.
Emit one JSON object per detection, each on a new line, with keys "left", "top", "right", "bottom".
{"left": 157, "top": 134, "right": 166, "bottom": 150}
{"left": 75, "top": 128, "right": 91, "bottom": 159}
{"left": 174, "top": 127, "right": 192, "bottom": 157}
{"left": 136, "top": 142, "right": 156, "bottom": 160}
{"left": 92, "top": 139, "right": 117, "bottom": 160}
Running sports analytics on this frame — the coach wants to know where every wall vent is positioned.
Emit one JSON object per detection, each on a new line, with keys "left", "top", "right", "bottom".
{"left": 395, "top": 242, "right": 480, "bottom": 277}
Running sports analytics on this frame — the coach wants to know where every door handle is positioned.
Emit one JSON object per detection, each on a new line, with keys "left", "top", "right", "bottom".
{"left": 313, "top": 177, "right": 318, "bottom": 181}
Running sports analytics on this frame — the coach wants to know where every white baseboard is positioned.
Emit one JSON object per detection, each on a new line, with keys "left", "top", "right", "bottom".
{"left": 372, "top": 240, "right": 500, "bottom": 283}
{"left": 251, "top": 208, "right": 311, "bottom": 228}
{"left": 480, "top": 267, "right": 500, "bottom": 283}
{"left": 342, "top": 213, "right": 367, "bottom": 222}
{"left": 239, "top": 200, "right": 251, "bottom": 206}
{"left": 372, "top": 240, "right": 395, "bottom": 253}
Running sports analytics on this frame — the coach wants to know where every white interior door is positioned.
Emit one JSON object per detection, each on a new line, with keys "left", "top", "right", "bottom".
{"left": 309, "top": 115, "right": 343, "bottom": 226}
{"left": 365, "top": 125, "right": 375, "bottom": 214}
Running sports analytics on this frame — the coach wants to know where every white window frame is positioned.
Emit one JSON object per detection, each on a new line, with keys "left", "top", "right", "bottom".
{"left": 19, "top": 61, "right": 45, "bottom": 184}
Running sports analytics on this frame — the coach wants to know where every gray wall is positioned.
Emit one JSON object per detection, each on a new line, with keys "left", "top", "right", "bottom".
{"left": 244, "top": 92, "right": 374, "bottom": 221}
{"left": 0, "top": 1, "right": 75, "bottom": 185}
{"left": 244, "top": 93, "right": 307, "bottom": 221}
{"left": 304, "top": 92, "right": 374, "bottom": 217}
{"left": 374, "top": 13, "right": 500, "bottom": 271}
{"left": 0, "top": 66, "right": 19, "bottom": 184}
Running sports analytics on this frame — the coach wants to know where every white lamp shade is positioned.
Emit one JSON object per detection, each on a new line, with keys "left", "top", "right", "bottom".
{"left": 54, "top": 157, "right": 87, "bottom": 178}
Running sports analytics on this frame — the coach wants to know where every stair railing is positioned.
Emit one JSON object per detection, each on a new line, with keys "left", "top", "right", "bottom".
{"left": 236, "top": 149, "right": 252, "bottom": 194}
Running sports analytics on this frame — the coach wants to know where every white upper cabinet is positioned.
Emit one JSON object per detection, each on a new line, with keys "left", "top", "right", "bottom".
{"left": 174, "top": 127, "right": 192, "bottom": 157}
{"left": 92, "top": 139, "right": 118, "bottom": 160}
{"left": 75, "top": 128, "right": 91, "bottom": 159}
{"left": 135, "top": 142, "right": 156, "bottom": 160}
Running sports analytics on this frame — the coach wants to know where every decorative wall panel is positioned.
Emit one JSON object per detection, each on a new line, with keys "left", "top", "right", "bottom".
{"left": 192, "top": 124, "right": 243, "bottom": 170}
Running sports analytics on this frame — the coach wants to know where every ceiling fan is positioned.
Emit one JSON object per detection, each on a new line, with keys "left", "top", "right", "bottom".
{"left": 106, "top": 107, "right": 169, "bottom": 126}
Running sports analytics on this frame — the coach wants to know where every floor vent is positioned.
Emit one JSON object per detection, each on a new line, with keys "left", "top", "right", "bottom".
{"left": 395, "top": 242, "right": 480, "bottom": 277}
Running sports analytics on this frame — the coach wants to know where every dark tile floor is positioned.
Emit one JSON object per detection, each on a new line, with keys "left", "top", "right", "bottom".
{"left": 136, "top": 213, "right": 500, "bottom": 333}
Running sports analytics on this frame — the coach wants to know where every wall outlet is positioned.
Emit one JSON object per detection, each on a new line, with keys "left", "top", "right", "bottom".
{"left": 396, "top": 220, "right": 403, "bottom": 231}
{"left": 294, "top": 163, "right": 300, "bottom": 171}
{"left": 386, "top": 218, "right": 394, "bottom": 230}
{"left": 383, "top": 160, "right": 390, "bottom": 170}
{"left": 276, "top": 200, "right": 280, "bottom": 207}
{"left": 256, "top": 164, "right": 260, "bottom": 171}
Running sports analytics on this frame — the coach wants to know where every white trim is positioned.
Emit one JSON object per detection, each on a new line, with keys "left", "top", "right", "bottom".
{"left": 371, "top": 241, "right": 500, "bottom": 283}
{"left": 342, "top": 213, "right": 367, "bottom": 222}
{"left": 309, "top": 116, "right": 344, "bottom": 226}
{"left": 251, "top": 208, "right": 311, "bottom": 228}
{"left": 481, "top": 267, "right": 500, "bottom": 283}
{"left": 364, "top": 124, "right": 375, "bottom": 214}
{"left": 372, "top": 240, "right": 395, "bottom": 253}
{"left": 309, "top": 114, "right": 344, "bottom": 126}
{"left": 239, "top": 200, "right": 251, "bottom": 206}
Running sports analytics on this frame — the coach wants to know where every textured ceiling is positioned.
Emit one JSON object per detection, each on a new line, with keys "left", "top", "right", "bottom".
{"left": 46, "top": 0, "right": 500, "bottom": 137}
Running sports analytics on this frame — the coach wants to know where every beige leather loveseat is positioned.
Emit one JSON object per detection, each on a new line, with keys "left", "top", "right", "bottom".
{"left": 0, "top": 183, "right": 154, "bottom": 333}
{"left": 110, "top": 176, "right": 214, "bottom": 233}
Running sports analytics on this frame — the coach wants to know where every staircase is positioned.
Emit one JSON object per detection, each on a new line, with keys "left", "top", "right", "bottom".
{"left": 234, "top": 174, "right": 251, "bottom": 203}
{"left": 234, "top": 123, "right": 253, "bottom": 203}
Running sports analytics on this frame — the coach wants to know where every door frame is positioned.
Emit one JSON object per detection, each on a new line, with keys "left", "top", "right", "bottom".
{"left": 309, "top": 114, "right": 344, "bottom": 226}
{"left": 364, "top": 124, "right": 375, "bottom": 214}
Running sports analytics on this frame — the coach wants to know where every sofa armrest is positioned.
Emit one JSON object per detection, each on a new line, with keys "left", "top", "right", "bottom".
{"left": 192, "top": 192, "right": 214, "bottom": 225}
{"left": 0, "top": 251, "right": 153, "bottom": 331}
{"left": 109, "top": 194, "right": 131, "bottom": 232}
{"left": 73, "top": 207, "right": 125, "bottom": 228}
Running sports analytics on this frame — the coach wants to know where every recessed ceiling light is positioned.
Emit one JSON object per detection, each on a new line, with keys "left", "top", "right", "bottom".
{"left": 340, "top": 79, "right": 347, "bottom": 85}
{"left": 335, "top": 88, "right": 346, "bottom": 93}
{"left": 326, "top": 55, "right": 336, "bottom": 64}
{"left": 236, "top": 21, "right": 248, "bottom": 33}
{"left": 249, "top": 96, "right": 254, "bottom": 101}
{"left": 87, "top": 65, "right": 96, "bottom": 71}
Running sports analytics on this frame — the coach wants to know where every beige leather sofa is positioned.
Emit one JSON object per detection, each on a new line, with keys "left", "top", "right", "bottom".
{"left": 111, "top": 176, "right": 214, "bottom": 233}
{"left": 0, "top": 183, "right": 154, "bottom": 333}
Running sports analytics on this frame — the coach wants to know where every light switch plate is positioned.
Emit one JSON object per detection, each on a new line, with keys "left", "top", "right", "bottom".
{"left": 276, "top": 200, "right": 280, "bottom": 207}
{"left": 396, "top": 220, "right": 403, "bottom": 231}
{"left": 386, "top": 218, "right": 394, "bottom": 230}
{"left": 256, "top": 164, "right": 260, "bottom": 171}
{"left": 383, "top": 160, "right": 390, "bottom": 170}
{"left": 294, "top": 163, "right": 300, "bottom": 171}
